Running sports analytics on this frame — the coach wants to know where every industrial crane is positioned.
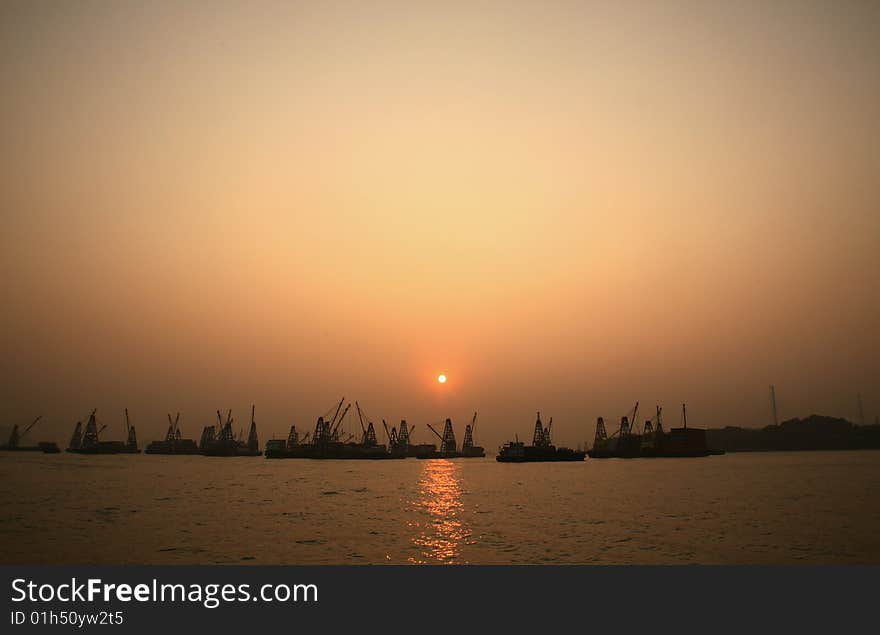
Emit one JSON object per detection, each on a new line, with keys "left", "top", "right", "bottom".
{"left": 427, "top": 419, "right": 457, "bottom": 453}
{"left": 329, "top": 403, "right": 351, "bottom": 438}
{"left": 327, "top": 397, "right": 345, "bottom": 431}
{"left": 5, "top": 415, "right": 42, "bottom": 448}
{"left": 463, "top": 412, "right": 478, "bottom": 449}
{"left": 166, "top": 412, "right": 181, "bottom": 442}
{"left": 355, "top": 401, "right": 377, "bottom": 446}
{"left": 382, "top": 419, "right": 398, "bottom": 446}
{"left": 426, "top": 423, "right": 443, "bottom": 441}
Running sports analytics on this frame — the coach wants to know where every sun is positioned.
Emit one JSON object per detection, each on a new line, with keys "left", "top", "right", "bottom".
{"left": 437, "top": 374, "right": 447, "bottom": 384}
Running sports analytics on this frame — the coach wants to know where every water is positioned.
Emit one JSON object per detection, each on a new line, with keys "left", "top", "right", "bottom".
{"left": 1, "top": 451, "right": 878, "bottom": 564}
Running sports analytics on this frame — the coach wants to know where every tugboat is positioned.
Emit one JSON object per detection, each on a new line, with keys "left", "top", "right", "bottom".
{"left": 0, "top": 416, "right": 60, "bottom": 453}
{"left": 67, "top": 409, "right": 140, "bottom": 454}
{"left": 145, "top": 413, "right": 200, "bottom": 454}
{"left": 496, "top": 412, "right": 586, "bottom": 462}
{"left": 416, "top": 414, "right": 485, "bottom": 459}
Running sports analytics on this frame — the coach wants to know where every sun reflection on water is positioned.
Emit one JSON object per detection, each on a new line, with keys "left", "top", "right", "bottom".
{"left": 408, "top": 460, "right": 472, "bottom": 564}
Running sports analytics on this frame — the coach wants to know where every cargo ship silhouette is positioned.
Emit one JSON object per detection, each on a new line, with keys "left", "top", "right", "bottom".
{"left": 200, "top": 406, "right": 261, "bottom": 456}
{"left": 67, "top": 409, "right": 140, "bottom": 454}
{"left": 588, "top": 403, "right": 721, "bottom": 458}
{"left": 144, "top": 413, "right": 199, "bottom": 454}
{"left": 0, "top": 416, "right": 59, "bottom": 453}
{"left": 415, "top": 414, "right": 485, "bottom": 459}
{"left": 496, "top": 412, "right": 585, "bottom": 462}
{"left": 265, "top": 398, "right": 401, "bottom": 459}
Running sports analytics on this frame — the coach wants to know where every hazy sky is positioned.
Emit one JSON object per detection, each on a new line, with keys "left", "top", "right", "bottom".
{"left": 2, "top": 1, "right": 878, "bottom": 447}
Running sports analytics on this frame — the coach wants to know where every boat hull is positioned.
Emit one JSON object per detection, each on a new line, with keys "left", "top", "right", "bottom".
{"left": 201, "top": 447, "right": 261, "bottom": 457}
{"left": 496, "top": 451, "right": 586, "bottom": 462}
{"left": 265, "top": 447, "right": 401, "bottom": 460}
{"left": 67, "top": 445, "right": 140, "bottom": 455}
{"left": 145, "top": 440, "right": 200, "bottom": 455}
{"left": 589, "top": 424, "right": 720, "bottom": 458}
{"left": 416, "top": 451, "right": 485, "bottom": 459}
{"left": 496, "top": 445, "right": 586, "bottom": 462}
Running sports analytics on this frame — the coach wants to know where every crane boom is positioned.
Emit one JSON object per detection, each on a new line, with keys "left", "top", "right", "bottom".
{"left": 355, "top": 401, "right": 366, "bottom": 433}
{"left": 330, "top": 403, "right": 351, "bottom": 435}
{"left": 426, "top": 423, "right": 444, "bottom": 441}
{"left": 20, "top": 416, "right": 42, "bottom": 441}
{"left": 328, "top": 397, "right": 345, "bottom": 428}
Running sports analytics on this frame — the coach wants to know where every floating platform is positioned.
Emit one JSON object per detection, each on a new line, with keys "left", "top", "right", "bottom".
{"left": 3, "top": 416, "right": 60, "bottom": 453}
{"left": 588, "top": 404, "right": 720, "bottom": 459}
{"left": 496, "top": 442, "right": 585, "bottom": 462}
{"left": 416, "top": 447, "right": 485, "bottom": 459}
{"left": 67, "top": 442, "right": 140, "bottom": 455}
{"left": 496, "top": 413, "right": 584, "bottom": 462}
{"left": 145, "top": 439, "right": 200, "bottom": 455}
{"left": 265, "top": 441, "right": 402, "bottom": 460}
{"left": 199, "top": 407, "right": 261, "bottom": 456}
{"left": 0, "top": 442, "right": 60, "bottom": 454}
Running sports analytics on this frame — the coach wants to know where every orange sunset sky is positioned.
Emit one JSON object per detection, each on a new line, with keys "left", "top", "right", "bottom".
{"left": 1, "top": 1, "right": 878, "bottom": 447}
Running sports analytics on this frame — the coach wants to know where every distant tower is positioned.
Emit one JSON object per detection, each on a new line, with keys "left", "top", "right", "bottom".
{"left": 440, "top": 418, "right": 457, "bottom": 454}
{"left": 533, "top": 412, "right": 545, "bottom": 447}
{"left": 218, "top": 410, "right": 235, "bottom": 443}
{"left": 462, "top": 425, "right": 474, "bottom": 451}
{"left": 770, "top": 385, "right": 779, "bottom": 426}
{"left": 69, "top": 421, "right": 83, "bottom": 450}
{"left": 164, "top": 414, "right": 176, "bottom": 443}
{"left": 398, "top": 420, "right": 410, "bottom": 447}
{"left": 462, "top": 412, "right": 478, "bottom": 450}
{"left": 247, "top": 405, "right": 259, "bottom": 452}
{"left": 6, "top": 424, "right": 20, "bottom": 448}
{"left": 619, "top": 415, "right": 630, "bottom": 437}
{"left": 593, "top": 417, "right": 607, "bottom": 449}
{"left": 81, "top": 410, "right": 100, "bottom": 449}
{"left": 124, "top": 408, "right": 138, "bottom": 450}
{"left": 363, "top": 421, "right": 377, "bottom": 446}
{"left": 312, "top": 417, "right": 326, "bottom": 445}
{"left": 199, "top": 425, "right": 216, "bottom": 448}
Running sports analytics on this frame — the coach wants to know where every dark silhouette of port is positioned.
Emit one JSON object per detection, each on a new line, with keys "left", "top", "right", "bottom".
{"left": 707, "top": 415, "right": 880, "bottom": 452}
